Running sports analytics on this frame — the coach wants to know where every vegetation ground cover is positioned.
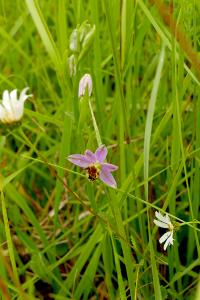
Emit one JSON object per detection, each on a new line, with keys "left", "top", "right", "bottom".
{"left": 0, "top": 0, "right": 200, "bottom": 299}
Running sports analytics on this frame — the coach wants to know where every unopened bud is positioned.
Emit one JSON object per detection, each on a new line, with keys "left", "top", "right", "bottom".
{"left": 69, "top": 29, "right": 79, "bottom": 52}
{"left": 67, "top": 54, "right": 76, "bottom": 77}
{"left": 78, "top": 74, "right": 92, "bottom": 98}
{"left": 82, "top": 24, "right": 95, "bottom": 49}
{"left": 69, "top": 21, "right": 95, "bottom": 61}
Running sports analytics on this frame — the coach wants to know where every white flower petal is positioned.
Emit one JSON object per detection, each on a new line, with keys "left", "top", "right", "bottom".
{"left": 168, "top": 234, "right": 174, "bottom": 245}
{"left": 2, "top": 90, "right": 10, "bottom": 102}
{"left": 159, "top": 231, "right": 171, "bottom": 244}
{"left": 14, "top": 103, "right": 24, "bottom": 120}
{"left": 0, "top": 105, "right": 6, "bottom": 122}
{"left": 164, "top": 235, "right": 173, "bottom": 251}
{"left": 155, "top": 211, "right": 169, "bottom": 224}
{"left": 10, "top": 89, "right": 17, "bottom": 101}
{"left": 2, "top": 93, "right": 12, "bottom": 110}
{"left": 153, "top": 220, "right": 169, "bottom": 229}
{"left": 19, "top": 87, "right": 32, "bottom": 103}
{"left": 165, "top": 214, "right": 171, "bottom": 223}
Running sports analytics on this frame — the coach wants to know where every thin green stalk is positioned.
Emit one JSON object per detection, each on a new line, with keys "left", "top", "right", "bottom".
{"left": 137, "top": 0, "right": 200, "bottom": 86}
{"left": 0, "top": 190, "right": 19, "bottom": 285}
{"left": 120, "top": 0, "right": 127, "bottom": 71}
{"left": 103, "top": 0, "right": 130, "bottom": 142}
{"left": 110, "top": 235, "right": 127, "bottom": 300}
{"left": 25, "top": 0, "right": 72, "bottom": 230}
{"left": 170, "top": 14, "right": 182, "bottom": 293}
{"left": 57, "top": 0, "right": 68, "bottom": 57}
{"left": 103, "top": 0, "right": 128, "bottom": 184}
{"left": 103, "top": 0, "right": 127, "bottom": 125}
{"left": 102, "top": 234, "right": 115, "bottom": 300}
{"left": 25, "top": 0, "right": 62, "bottom": 75}
{"left": 90, "top": 0, "right": 104, "bottom": 133}
{"left": 54, "top": 113, "right": 72, "bottom": 227}
{"left": 54, "top": 1, "right": 72, "bottom": 229}
{"left": 144, "top": 45, "right": 165, "bottom": 300}
{"left": 89, "top": 99, "right": 102, "bottom": 146}
{"left": 108, "top": 189, "right": 135, "bottom": 299}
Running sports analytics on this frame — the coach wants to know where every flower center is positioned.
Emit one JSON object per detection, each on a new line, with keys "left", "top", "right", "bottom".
{"left": 168, "top": 223, "right": 174, "bottom": 232}
{"left": 86, "top": 163, "right": 101, "bottom": 181}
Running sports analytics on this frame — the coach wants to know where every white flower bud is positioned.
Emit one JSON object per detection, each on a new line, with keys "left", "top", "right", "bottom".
{"left": 69, "top": 21, "right": 95, "bottom": 60}
{"left": 78, "top": 74, "right": 92, "bottom": 98}
{"left": 69, "top": 29, "right": 79, "bottom": 52}
{"left": 67, "top": 54, "right": 76, "bottom": 77}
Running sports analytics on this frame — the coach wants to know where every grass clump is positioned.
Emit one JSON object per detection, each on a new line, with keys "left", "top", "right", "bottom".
{"left": 0, "top": 1, "right": 199, "bottom": 299}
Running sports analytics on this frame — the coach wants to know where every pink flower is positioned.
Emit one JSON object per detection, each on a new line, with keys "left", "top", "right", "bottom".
{"left": 68, "top": 145, "right": 118, "bottom": 188}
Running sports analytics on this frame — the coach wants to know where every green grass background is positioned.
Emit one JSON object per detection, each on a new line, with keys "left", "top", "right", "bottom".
{"left": 0, "top": 0, "right": 200, "bottom": 299}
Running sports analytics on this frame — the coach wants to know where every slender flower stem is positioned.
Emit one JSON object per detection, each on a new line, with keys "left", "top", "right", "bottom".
{"left": 179, "top": 221, "right": 200, "bottom": 227}
{"left": 88, "top": 99, "right": 102, "bottom": 147}
{"left": 1, "top": 190, "right": 19, "bottom": 285}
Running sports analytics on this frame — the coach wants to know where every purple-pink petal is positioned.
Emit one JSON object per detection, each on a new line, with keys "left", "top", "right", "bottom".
{"left": 99, "top": 167, "right": 117, "bottom": 188}
{"left": 84, "top": 150, "right": 96, "bottom": 163}
{"left": 67, "top": 154, "right": 91, "bottom": 168}
{"left": 101, "top": 162, "right": 118, "bottom": 172}
{"left": 95, "top": 145, "right": 108, "bottom": 162}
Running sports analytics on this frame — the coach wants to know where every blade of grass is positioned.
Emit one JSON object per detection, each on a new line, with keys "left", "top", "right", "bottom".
{"left": 74, "top": 243, "right": 102, "bottom": 299}
{"left": 107, "top": 188, "right": 135, "bottom": 299}
{"left": 103, "top": 0, "right": 129, "bottom": 184}
{"left": 25, "top": 0, "right": 61, "bottom": 71}
{"left": 63, "top": 224, "right": 103, "bottom": 292}
{"left": 102, "top": 234, "right": 115, "bottom": 300}
{"left": 137, "top": 0, "right": 200, "bottom": 87}
{"left": 144, "top": 44, "right": 165, "bottom": 300}
{"left": 0, "top": 189, "right": 19, "bottom": 286}
{"left": 110, "top": 235, "right": 127, "bottom": 300}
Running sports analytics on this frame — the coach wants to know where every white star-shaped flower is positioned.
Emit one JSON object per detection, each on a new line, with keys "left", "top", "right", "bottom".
{"left": 154, "top": 211, "right": 174, "bottom": 251}
{"left": 0, "top": 87, "right": 32, "bottom": 124}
